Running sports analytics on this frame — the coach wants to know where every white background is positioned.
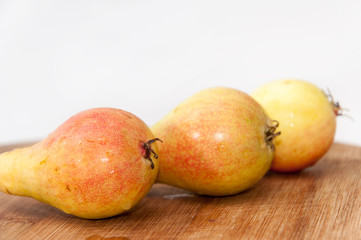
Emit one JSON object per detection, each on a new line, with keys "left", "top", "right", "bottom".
{"left": 0, "top": 0, "right": 360, "bottom": 146}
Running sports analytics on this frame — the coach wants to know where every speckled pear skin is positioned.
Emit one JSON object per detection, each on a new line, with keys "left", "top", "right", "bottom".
{"left": 0, "top": 108, "right": 159, "bottom": 219}
{"left": 152, "top": 87, "right": 275, "bottom": 196}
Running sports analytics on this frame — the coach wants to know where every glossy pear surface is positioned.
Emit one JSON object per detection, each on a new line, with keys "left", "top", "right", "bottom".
{"left": 152, "top": 87, "right": 277, "bottom": 196}
{"left": 252, "top": 79, "right": 337, "bottom": 172}
{"left": 0, "top": 108, "right": 159, "bottom": 219}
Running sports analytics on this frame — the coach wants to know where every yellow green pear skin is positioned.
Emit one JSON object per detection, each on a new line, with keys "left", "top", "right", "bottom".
{"left": 152, "top": 87, "right": 277, "bottom": 196}
{"left": 252, "top": 79, "right": 337, "bottom": 172}
{"left": 0, "top": 108, "right": 159, "bottom": 219}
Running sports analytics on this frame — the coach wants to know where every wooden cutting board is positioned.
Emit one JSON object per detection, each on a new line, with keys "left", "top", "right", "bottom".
{"left": 0, "top": 142, "right": 360, "bottom": 240}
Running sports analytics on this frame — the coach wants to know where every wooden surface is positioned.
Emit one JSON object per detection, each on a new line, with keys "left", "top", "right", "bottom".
{"left": 0, "top": 142, "right": 361, "bottom": 240}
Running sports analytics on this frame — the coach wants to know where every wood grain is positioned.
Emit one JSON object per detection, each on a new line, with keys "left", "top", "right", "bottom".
{"left": 0, "top": 143, "right": 360, "bottom": 240}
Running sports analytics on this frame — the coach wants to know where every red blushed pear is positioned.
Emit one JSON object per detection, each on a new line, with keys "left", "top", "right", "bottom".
{"left": 0, "top": 108, "right": 160, "bottom": 219}
{"left": 251, "top": 79, "right": 341, "bottom": 172}
{"left": 151, "top": 87, "right": 280, "bottom": 196}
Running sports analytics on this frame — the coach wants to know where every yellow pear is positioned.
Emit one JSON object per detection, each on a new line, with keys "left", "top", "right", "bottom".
{"left": 252, "top": 79, "right": 340, "bottom": 172}
{"left": 152, "top": 87, "right": 279, "bottom": 196}
{"left": 0, "top": 108, "right": 160, "bottom": 219}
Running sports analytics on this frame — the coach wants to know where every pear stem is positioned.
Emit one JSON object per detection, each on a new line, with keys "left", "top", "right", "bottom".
{"left": 265, "top": 120, "right": 281, "bottom": 151}
{"left": 324, "top": 88, "right": 345, "bottom": 116}
{"left": 140, "top": 138, "right": 163, "bottom": 169}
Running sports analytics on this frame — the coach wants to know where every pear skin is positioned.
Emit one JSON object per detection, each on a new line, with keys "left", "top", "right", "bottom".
{"left": 252, "top": 79, "right": 338, "bottom": 172}
{"left": 0, "top": 108, "right": 159, "bottom": 219}
{"left": 152, "top": 87, "right": 279, "bottom": 196}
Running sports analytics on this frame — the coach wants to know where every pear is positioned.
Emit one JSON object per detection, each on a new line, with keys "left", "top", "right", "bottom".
{"left": 0, "top": 108, "right": 160, "bottom": 219}
{"left": 251, "top": 79, "right": 339, "bottom": 172}
{"left": 152, "top": 87, "right": 279, "bottom": 196}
